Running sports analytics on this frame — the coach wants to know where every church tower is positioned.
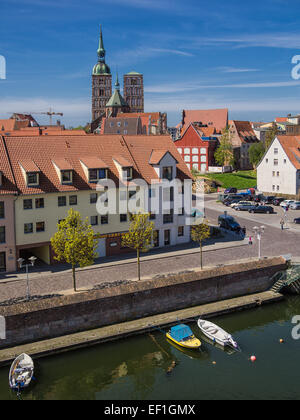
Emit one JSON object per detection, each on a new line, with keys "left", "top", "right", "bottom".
{"left": 92, "top": 26, "right": 112, "bottom": 122}
{"left": 123, "top": 72, "right": 144, "bottom": 113}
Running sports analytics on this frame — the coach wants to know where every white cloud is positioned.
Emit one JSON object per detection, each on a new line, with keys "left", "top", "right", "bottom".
{"left": 145, "top": 80, "right": 300, "bottom": 93}
{"left": 217, "top": 67, "right": 260, "bottom": 73}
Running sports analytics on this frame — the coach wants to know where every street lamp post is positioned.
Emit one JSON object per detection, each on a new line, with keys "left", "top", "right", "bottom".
{"left": 253, "top": 226, "right": 265, "bottom": 259}
{"left": 17, "top": 256, "right": 37, "bottom": 301}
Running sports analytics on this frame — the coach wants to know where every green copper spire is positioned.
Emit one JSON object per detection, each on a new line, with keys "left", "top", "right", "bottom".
{"left": 93, "top": 25, "right": 111, "bottom": 75}
{"left": 115, "top": 72, "right": 120, "bottom": 91}
{"left": 97, "top": 25, "right": 106, "bottom": 61}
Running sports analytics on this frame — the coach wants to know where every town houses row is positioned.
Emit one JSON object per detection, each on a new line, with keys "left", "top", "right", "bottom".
{"left": 0, "top": 132, "right": 193, "bottom": 273}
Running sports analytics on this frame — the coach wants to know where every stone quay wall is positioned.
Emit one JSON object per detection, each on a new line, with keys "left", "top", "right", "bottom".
{"left": 0, "top": 257, "right": 287, "bottom": 348}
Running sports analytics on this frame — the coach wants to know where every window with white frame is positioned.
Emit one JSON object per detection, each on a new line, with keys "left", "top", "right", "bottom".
{"left": 184, "top": 156, "right": 190, "bottom": 162}
{"left": 192, "top": 148, "right": 199, "bottom": 154}
{"left": 184, "top": 148, "right": 190, "bottom": 154}
{"left": 192, "top": 156, "right": 199, "bottom": 162}
{"left": 201, "top": 156, "right": 207, "bottom": 163}
{"left": 200, "top": 148, "right": 206, "bottom": 154}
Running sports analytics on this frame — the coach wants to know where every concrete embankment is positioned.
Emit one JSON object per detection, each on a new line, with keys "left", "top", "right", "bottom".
{"left": 0, "top": 290, "right": 283, "bottom": 367}
{"left": 0, "top": 256, "right": 288, "bottom": 352}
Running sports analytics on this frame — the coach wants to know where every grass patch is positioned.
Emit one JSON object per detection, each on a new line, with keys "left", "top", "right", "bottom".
{"left": 201, "top": 170, "right": 257, "bottom": 190}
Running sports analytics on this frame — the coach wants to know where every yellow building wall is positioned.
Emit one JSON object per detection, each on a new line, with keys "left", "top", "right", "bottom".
{"left": 14, "top": 189, "right": 147, "bottom": 247}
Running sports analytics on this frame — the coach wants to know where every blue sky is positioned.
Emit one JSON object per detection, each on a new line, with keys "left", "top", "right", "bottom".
{"left": 1, "top": 0, "right": 300, "bottom": 127}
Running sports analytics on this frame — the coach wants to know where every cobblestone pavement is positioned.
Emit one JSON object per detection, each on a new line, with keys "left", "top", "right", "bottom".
{"left": 0, "top": 197, "right": 299, "bottom": 303}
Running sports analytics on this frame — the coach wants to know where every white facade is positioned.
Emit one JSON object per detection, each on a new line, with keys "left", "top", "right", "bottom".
{"left": 257, "top": 137, "right": 300, "bottom": 195}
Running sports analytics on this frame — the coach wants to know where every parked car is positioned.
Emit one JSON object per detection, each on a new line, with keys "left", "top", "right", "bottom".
{"left": 280, "top": 200, "right": 295, "bottom": 208}
{"left": 249, "top": 205, "right": 274, "bottom": 214}
{"left": 260, "top": 196, "right": 276, "bottom": 205}
{"left": 224, "top": 187, "right": 237, "bottom": 194}
{"left": 235, "top": 203, "right": 256, "bottom": 211}
{"left": 231, "top": 200, "right": 251, "bottom": 208}
{"left": 294, "top": 218, "right": 300, "bottom": 224}
{"left": 224, "top": 198, "right": 241, "bottom": 207}
{"left": 253, "top": 194, "right": 265, "bottom": 203}
{"left": 218, "top": 214, "right": 241, "bottom": 232}
{"left": 272, "top": 197, "right": 287, "bottom": 206}
{"left": 290, "top": 201, "right": 300, "bottom": 210}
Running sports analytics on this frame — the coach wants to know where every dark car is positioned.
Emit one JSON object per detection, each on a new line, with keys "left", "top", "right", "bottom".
{"left": 224, "top": 187, "right": 237, "bottom": 194}
{"left": 273, "top": 197, "right": 287, "bottom": 206}
{"left": 249, "top": 205, "right": 274, "bottom": 214}
{"left": 253, "top": 194, "right": 265, "bottom": 203}
{"left": 218, "top": 214, "right": 241, "bottom": 231}
{"left": 222, "top": 194, "right": 241, "bottom": 205}
{"left": 260, "top": 196, "right": 276, "bottom": 205}
{"left": 294, "top": 218, "right": 300, "bottom": 224}
{"left": 235, "top": 203, "right": 256, "bottom": 211}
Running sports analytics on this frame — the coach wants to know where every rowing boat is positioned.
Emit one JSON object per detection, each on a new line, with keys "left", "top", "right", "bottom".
{"left": 197, "top": 319, "right": 239, "bottom": 350}
{"left": 9, "top": 354, "right": 34, "bottom": 391}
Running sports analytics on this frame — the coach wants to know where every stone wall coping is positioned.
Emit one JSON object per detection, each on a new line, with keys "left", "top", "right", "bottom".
{"left": 0, "top": 256, "right": 286, "bottom": 317}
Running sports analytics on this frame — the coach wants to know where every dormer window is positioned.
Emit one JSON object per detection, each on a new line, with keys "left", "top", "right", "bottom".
{"left": 61, "top": 170, "right": 73, "bottom": 184}
{"left": 52, "top": 159, "right": 74, "bottom": 185}
{"left": 27, "top": 172, "right": 39, "bottom": 187}
{"left": 89, "top": 168, "right": 107, "bottom": 182}
{"left": 122, "top": 167, "right": 133, "bottom": 181}
{"left": 162, "top": 166, "right": 173, "bottom": 181}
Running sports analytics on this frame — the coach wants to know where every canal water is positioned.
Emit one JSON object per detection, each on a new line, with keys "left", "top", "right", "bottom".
{"left": 0, "top": 296, "right": 299, "bottom": 400}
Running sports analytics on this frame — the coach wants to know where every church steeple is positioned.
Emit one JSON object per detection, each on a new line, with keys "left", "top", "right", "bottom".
{"left": 92, "top": 25, "right": 111, "bottom": 76}
{"left": 115, "top": 72, "right": 120, "bottom": 91}
{"left": 97, "top": 25, "right": 106, "bottom": 62}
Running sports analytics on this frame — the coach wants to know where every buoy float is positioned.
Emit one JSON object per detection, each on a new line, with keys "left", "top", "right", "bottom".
{"left": 279, "top": 339, "right": 284, "bottom": 344}
{"left": 250, "top": 356, "right": 256, "bottom": 362}
{"left": 212, "top": 361, "right": 216, "bottom": 365}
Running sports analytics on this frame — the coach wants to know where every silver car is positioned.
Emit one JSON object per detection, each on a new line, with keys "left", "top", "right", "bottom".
{"left": 290, "top": 201, "right": 300, "bottom": 210}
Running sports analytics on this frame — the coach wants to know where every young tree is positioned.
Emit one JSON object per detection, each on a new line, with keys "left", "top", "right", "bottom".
{"left": 191, "top": 220, "right": 211, "bottom": 270}
{"left": 265, "top": 122, "right": 279, "bottom": 150}
{"left": 122, "top": 213, "right": 155, "bottom": 281}
{"left": 51, "top": 209, "right": 98, "bottom": 292}
{"left": 214, "top": 128, "right": 234, "bottom": 167}
{"left": 249, "top": 142, "right": 265, "bottom": 169}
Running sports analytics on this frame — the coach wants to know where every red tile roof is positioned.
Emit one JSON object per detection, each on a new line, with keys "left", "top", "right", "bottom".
{"left": 113, "top": 156, "right": 133, "bottom": 168}
{"left": 275, "top": 117, "right": 288, "bottom": 123}
{"left": 277, "top": 136, "right": 300, "bottom": 170}
{"left": 231, "top": 121, "right": 258, "bottom": 144}
{"left": 19, "top": 160, "right": 40, "bottom": 172}
{"left": 2, "top": 135, "right": 192, "bottom": 195}
{"left": 52, "top": 159, "right": 73, "bottom": 171}
{"left": 180, "top": 109, "right": 228, "bottom": 133}
{"left": 149, "top": 150, "right": 169, "bottom": 165}
{"left": 124, "top": 135, "right": 192, "bottom": 183}
{"left": 0, "top": 136, "right": 17, "bottom": 195}
{"left": 80, "top": 157, "right": 109, "bottom": 169}
{"left": 0, "top": 119, "right": 16, "bottom": 131}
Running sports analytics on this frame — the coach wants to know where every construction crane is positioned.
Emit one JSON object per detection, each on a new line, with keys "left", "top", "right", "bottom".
{"left": 8, "top": 108, "right": 64, "bottom": 126}
{"left": 40, "top": 108, "right": 64, "bottom": 126}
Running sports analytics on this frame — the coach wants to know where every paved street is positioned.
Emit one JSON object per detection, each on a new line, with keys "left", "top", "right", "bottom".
{"left": 0, "top": 194, "right": 299, "bottom": 303}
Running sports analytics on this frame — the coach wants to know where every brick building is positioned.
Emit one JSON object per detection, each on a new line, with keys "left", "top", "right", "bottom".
{"left": 175, "top": 123, "right": 218, "bottom": 173}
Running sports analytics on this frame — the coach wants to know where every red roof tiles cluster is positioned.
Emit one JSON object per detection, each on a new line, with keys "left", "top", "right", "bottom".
{"left": 277, "top": 136, "right": 300, "bottom": 170}
{"left": 0, "top": 134, "right": 192, "bottom": 196}
{"left": 180, "top": 109, "right": 228, "bottom": 134}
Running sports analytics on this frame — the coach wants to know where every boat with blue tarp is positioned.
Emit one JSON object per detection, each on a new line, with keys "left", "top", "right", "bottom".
{"left": 166, "top": 324, "right": 201, "bottom": 349}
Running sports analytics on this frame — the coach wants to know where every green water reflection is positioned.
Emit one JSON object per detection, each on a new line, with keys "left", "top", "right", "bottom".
{"left": 0, "top": 296, "right": 299, "bottom": 400}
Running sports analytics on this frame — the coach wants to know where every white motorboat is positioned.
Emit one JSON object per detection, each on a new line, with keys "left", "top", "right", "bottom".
{"left": 9, "top": 354, "right": 34, "bottom": 391}
{"left": 197, "top": 319, "right": 239, "bottom": 350}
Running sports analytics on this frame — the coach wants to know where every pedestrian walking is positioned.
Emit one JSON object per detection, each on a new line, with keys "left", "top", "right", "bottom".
{"left": 280, "top": 218, "right": 285, "bottom": 231}
{"left": 248, "top": 236, "right": 253, "bottom": 245}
